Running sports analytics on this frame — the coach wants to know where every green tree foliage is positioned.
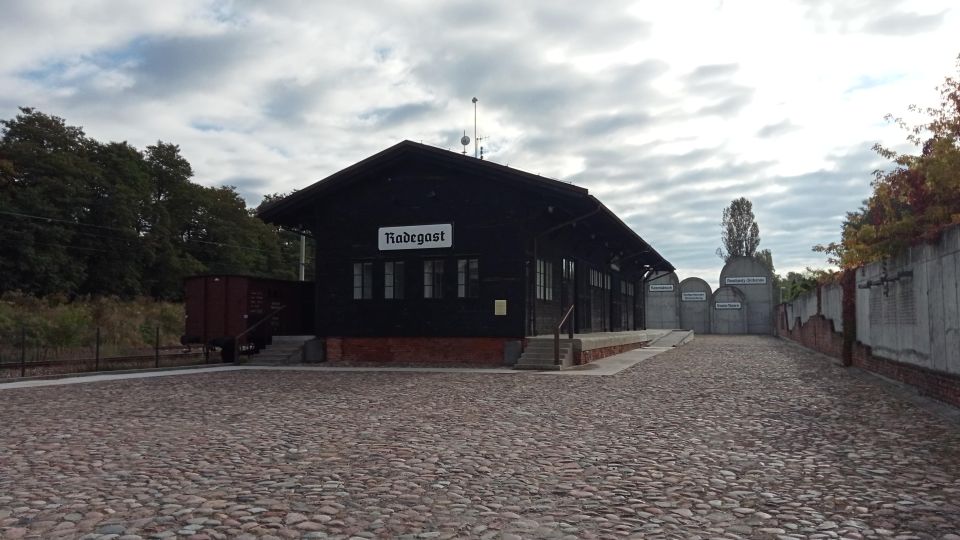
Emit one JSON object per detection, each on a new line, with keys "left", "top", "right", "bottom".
{"left": 258, "top": 192, "right": 315, "bottom": 281}
{"left": 0, "top": 108, "right": 301, "bottom": 299}
{"left": 717, "top": 197, "right": 761, "bottom": 262}
{"left": 753, "top": 247, "right": 783, "bottom": 291}
{"left": 780, "top": 268, "right": 833, "bottom": 302}
{"left": 716, "top": 197, "right": 782, "bottom": 289}
{"left": 754, "top": 248, "right": 774, "bottom": 274}
{"left": 0, "top": 108, "right": 98, "bottom": 295}
{"left": 815, "top": 57, "right": 960, "bottom": 268}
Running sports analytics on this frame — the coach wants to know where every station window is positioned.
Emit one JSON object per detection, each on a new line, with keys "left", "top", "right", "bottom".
{"left": 589, "top": 269, "right": 611, "bottom": 290}
{"left": 423, "top": 259, "right": 445, "bottom": 299}
{"left": 621, "top": 280, "right": 635, "bottom": 329}
{"left": 384, "top": 261, "right": 405, "bottom": 299}
{"left": 457, "top": 258, "right": 479, "bottom": 298}
{"left": 536, "top": 259, "right": 554, "bottom": 301}
{"left": 562, "top": 258, "right": 575, "bottom": 280}
{"left": 352, "top": 262, "right": 373, "bottom": 300}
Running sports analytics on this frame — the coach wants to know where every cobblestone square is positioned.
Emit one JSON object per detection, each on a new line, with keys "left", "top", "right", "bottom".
{"left": 2, "top": 336, "right": 960, "bottom": 539}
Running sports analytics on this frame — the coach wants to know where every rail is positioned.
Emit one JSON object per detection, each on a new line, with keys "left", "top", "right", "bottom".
{"left": 554, "top": 305, "right": 575, "bottom": 366}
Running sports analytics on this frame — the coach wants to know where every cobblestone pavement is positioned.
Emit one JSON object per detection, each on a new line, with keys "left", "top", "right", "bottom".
{"left": 2, "top": 335, "right": 960, "bottom": 540}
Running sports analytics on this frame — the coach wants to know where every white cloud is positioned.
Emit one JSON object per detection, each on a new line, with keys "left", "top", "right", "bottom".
{"left": 1, "top": 0, "right": 957, "bottom": 284}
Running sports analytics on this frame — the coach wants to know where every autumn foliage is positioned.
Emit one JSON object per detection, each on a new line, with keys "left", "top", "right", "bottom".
{"left": 815, "top": 57, "right": 960, "bottom": 268}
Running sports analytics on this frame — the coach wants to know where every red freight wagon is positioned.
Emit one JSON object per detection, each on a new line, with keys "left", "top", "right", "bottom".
{"left": 184, "top": 275, "right": 313, "bottom": 352}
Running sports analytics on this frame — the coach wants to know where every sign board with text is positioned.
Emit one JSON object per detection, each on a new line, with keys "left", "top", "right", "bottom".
{"left": 725, "top": 276, "right": 766, "bottom": 285}
{"left": 378, "top": 224, "right": 453, "bottom": 251}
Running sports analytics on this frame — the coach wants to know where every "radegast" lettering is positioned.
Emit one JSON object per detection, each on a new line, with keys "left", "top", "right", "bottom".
{"left": 383, "top": 230, "right": 446, "bottom": 246}
{"left": 378, "top": 224, "right": 453, "bottom": 251}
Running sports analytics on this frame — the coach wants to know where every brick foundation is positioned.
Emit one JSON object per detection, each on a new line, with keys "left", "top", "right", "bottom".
{"left": 324, "top": 337, "right": 509, "bottom": 366}
{"left": 575, "top": 342, "right": 648, "bottom": 365}
{"left": 777, "top": 308, "right": 960, "bottom": 408}
{"left": 851, "top": 347, "right": 960, "bottom": 408}
{"left": 778, "top": 314, "right": 845, "bottom": 360}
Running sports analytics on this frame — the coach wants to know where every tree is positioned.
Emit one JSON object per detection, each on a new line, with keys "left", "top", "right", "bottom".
{"left": 754, "top": 248, "right": 774, "bottom": 274}
{"left": 815, "top": 55, "right": 960, "bottom": 268}
{"left": 717, "top": 197, "right": 761, "bottom": 261}
{"left": 0, "top": 108, "right": 98, "bottom": 296}
{"left": 141, "top": 142, "right": 204, "bottom": 299}
{"left": 80, "top": 141, "right": 153, "bottom": 296}
{"left": 257, "top": 192, "right": 315, "bottom": 281}
{"left": 0, "top": 108, "right": 307, "bottom": 299}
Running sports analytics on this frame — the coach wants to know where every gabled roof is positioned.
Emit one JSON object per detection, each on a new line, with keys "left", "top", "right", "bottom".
{"left": 258, "top": 140, "right": 674, "bottom": 271}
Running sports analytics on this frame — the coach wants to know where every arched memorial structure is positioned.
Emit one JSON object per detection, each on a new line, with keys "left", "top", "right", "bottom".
{"left": 718, "top": 256, "right": 774, "bottom": 334}
{"left": 711, "top": 286, "right": 748, "bottom": 334}
{"left": 644, "top": 271, "right": 680, "bottom": 329}
{"left": 679, "top": 277, "right": 712, "bottom": 334}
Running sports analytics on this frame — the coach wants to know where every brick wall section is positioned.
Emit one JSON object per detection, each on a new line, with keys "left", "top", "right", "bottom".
{"left": 777, "top": 305, "right": 960, "bottom": 408}
{"left": 576, "top": 341, "right": 648, "bottom": 365}
{"left": 851, "top": 346, "right": 960, "bottom": 408}
{"left": 778, "top": 312, "right": 845, "bottom": 360}
{"left": 325, "top": 337, "right": 506, "bottom": 365}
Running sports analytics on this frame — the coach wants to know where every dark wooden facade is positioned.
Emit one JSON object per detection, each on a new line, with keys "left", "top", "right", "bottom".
{"left": 259, "top": 141, "right": 673, "bottom": 347}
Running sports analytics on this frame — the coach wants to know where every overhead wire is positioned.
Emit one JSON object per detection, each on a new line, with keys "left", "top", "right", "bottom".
{"left": 0, "top": 209, "right": 296, "bottom": 254}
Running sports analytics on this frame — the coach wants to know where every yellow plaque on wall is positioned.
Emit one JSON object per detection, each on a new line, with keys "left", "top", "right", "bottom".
{"left": 494, "top": 299, "right": 507, "bottom": 316}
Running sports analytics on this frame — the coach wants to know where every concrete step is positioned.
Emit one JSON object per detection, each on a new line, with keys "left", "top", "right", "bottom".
{"left": 246, "top": 338, "right": 314, "bottom": 365}
{"left": 271, "top": 335, "right": 314, "bottom": 344}
{"left": 514, "top": 362, "right": 563, "bottom": 371}
{"left": 515, "top": 343, "right": 573, "bottom": 370}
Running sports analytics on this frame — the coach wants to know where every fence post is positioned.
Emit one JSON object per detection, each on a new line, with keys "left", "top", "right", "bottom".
{"left": 155, "top": 327, "right": 160, "bottom": 368}
{"left": 20, "top": 327, "right": 26, "bottom": 378}
{"left": 95, "top": 327, "right": 101, "bottom": 372}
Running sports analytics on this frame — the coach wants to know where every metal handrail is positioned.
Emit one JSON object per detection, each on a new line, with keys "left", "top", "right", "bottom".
{"left": 554, "top": 305, "right": 575, "bottom": 366}
{"left": 227, "top": 305, "right": 288, "bottom": 362}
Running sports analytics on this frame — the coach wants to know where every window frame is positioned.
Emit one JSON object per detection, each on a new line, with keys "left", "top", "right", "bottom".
{"left": 384, "top": 260, "right": 405, "bottom": 300}
{"left": 423, "top": 259, "right": 445, "bottom": 299}
{"left": 536, "top": 259, "right": 554, "bottom": 301}
{"left": 352, "top": 261, "right": 373, "bottom": 300}
{"left": 457, "top": 258, "right": 479, "bottom": 299}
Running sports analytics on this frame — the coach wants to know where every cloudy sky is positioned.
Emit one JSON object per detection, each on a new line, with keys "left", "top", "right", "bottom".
{"left": 2, "top": 1, "right": 957, "bottom": 286}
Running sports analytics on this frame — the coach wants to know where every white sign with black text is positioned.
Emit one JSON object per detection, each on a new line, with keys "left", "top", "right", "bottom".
{"left": 649, "top": 284, "right": 674, "bottom": 292}
{"left": 682, "top": 292, "right": 707, "bottom": 301}
{"left": 725, "top": 276, "right": 767, "bottom": 285}
{"left": 378, "top": 224, "right": 453, "bottom": 251}
{"left": 715, "top": 302, "right": 742, "bottom": 309}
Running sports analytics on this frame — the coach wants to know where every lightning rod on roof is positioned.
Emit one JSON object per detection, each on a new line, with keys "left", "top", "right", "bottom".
{"left": 472, "top": 97, "right": 478, "bottom": 158}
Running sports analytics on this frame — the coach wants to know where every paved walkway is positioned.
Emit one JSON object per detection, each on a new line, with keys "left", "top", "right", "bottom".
{"left": 1, "top": 335, "right": 959, "bottom": 539}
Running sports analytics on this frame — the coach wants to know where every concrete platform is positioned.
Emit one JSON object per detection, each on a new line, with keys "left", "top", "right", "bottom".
{"left": 529, "top": 329, "right": 670, "bottom": 352}
{"left": 518, "top": 329, "right": 676, "bottom": 369}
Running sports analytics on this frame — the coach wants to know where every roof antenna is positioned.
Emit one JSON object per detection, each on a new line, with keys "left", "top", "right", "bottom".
{"left": 472, "top": 97, "right": 479, "bottom": 158}
{"left": 460, "top": 131, "right": 470, "bottom": 155}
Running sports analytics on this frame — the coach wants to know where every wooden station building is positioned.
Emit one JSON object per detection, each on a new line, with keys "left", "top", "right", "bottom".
{"left": 258, "top": 141, "right": 673, "bottom": 365}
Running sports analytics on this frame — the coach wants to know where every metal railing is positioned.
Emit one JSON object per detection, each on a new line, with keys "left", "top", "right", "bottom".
{"left": 0, "top": 327, "right": 208, "bottom": 379}
{"left": 228, "top": 305, "right": 287, "bottom": 362}
{"left": 554, "top": 305, "right": 575, "bottom": 366}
